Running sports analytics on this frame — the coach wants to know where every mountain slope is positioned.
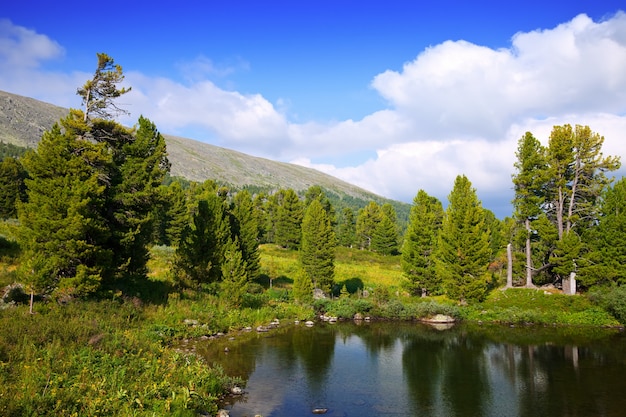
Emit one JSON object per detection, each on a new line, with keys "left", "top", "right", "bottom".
{"left": 0, "top": 90, "right": 409, "bottom": 217}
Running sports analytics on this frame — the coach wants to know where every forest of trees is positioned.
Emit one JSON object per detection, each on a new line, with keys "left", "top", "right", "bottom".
{"left": 0, "top": 54, "right": 625, "bottom": 305}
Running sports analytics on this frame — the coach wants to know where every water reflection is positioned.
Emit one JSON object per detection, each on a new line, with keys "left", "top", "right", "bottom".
{"left": 197, "top": 322, "right": 626, "bottom": 417}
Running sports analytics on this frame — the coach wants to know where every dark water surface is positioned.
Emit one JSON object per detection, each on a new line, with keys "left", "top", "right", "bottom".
{"left": 197, "top": 321, "right": 626, "bottom": 417}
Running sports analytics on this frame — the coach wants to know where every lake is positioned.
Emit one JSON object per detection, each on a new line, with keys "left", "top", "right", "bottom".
{"left": 197, "top": 321, "right": 626, "bottom": 417}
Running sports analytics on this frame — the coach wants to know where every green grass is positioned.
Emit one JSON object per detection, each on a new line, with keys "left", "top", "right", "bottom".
{"left": 259, "top": 244, "right": 406, "bottom": 292}
{"left": 462, "top": 288, "right": 620, "bottom": 326}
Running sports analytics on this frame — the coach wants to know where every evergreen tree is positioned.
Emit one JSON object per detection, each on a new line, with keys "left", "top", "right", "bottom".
{"left": 402, "top": 190, "right": 444, "bottom": 296}
{"left": 512, "top": 132, "right": 548, "bottom": 287}
{"left": 230, "top": 190, "right": 261, "bottom": 281}
{"left": 300, "top": 199, "right": 335, "bottom": 293}
{"left": 220, "top": 237, "right": 249, "bottom": 307}
{"left": 0, "top": 157, "right": 28, "bottom": 219}
{"left": 435, "top": 175, "right": 492, "bottom": 302}
{"left": 77, "top": 52, "right": 131, "bottom": 122}
{"left": 162, "top": 181, "right": 189, "bottom": 246}
{"left": 174, "top": 193, "right": 230, "bottom": 287}
{"left": 275, "top": 188, "right": 303, "bottom": 249}
{"left": 356, "top": 201, "right": 382, "bottom": 250}
{"left": 371, "top": 213, "right": 398, "bottom": 255}
{"left": 18, "top": 123, "right": 113, "bottom": 296}
{"left": 292, "top": 267, "right": 314, "bottom": 305}
{"left": 337, "top": 207, "right": 356, "bottom": 248}
{"left": 105, "top": 116, "right": 169, "bottom": 284}
{"left": 545, "top": 125, "right": 620, "bottom": 282}
{"left": 581, "top": 178, "right": 626, "bottom": 287}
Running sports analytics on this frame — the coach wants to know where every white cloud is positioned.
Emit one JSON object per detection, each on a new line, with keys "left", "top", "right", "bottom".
{"left": 0, "top": 19, "right": 64, "bottom": 67}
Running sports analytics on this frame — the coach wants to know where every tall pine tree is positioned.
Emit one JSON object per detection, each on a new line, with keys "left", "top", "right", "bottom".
{"left": 402, "top": 190, "right": 444, "bottom": 296}
{"left": 300, "top": 199, "right": 336, "bottom": 293}
{"left": 435, "top": 175, "right": 492, "bottom": 302}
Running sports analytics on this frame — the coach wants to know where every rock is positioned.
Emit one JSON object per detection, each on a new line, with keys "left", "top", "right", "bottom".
{"left": 256, "top": 325, "right": 269, "bottom": 332}
{"left": 421, "top": 314, "right": 456, "bottom": 324}
{"left": 312, "top": 408, "right": 328, "bottom": 414}
{"left": 305, "top": 320, "right": 315, "bottom": 327}
{"left": 216, "top": 410, "right": 229, "bottom": 417}
{"left": 183, "top": 319, "right": 199, "bottom": 326}
{"left": 354, "top": 313, "right": 364, "bottom": 321}
{"left": 231, "top": 386, "right": 243, "bottom": 395}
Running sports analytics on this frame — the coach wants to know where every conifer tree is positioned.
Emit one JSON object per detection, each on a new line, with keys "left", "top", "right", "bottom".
{"left": 18, "top": 122, "right": 113, "bottom": 296}
{"left": 435, "top": 175, "right": 492, "bottom": 302}
{"left": 337, "top": 207, "right": 356, "bottom": 248}
{"left": 18, "top": 53, "right": 169, "bottom": 297}
{"left": 230, "top": 190, "right": 261, "bottom": 281}
{"left": 402, "top": 190, "right": 444, "bottom": 296}
{"left": 356, "top": 201, "right": 382, "bottom": 250}
{"left": 300, "top": 199, "right": 336, "bottom": 293}
{"left": 371, "top": 213, "right": 398, "bottom": 255}
{"left": 292, "top": 267, "right": 314, "bottom": 305}
{"left": 0, "top": 157, "right": 27, "bottom": 219}
{"left": 581, "top": 178, "right": 626, "bottom": 287}
{"left": 512, "top": 132, "right": 547, "bottom": 287}
{"left": 220, "top": 237, "right": 249, "bottom": 307}
{"left": 544, "top": 125, "right": 620, "bottom": 283}
{"left": 275, "top": 188, "right": 303, "bottom": 249}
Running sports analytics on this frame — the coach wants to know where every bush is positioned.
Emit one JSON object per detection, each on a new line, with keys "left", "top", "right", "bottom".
{"left": 589, "top": 286, "right": 626, "bottom": 325}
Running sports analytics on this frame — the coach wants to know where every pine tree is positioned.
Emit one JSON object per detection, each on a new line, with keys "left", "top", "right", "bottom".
{"left": 402, "top": 190, "right": 443, "bottom": 296}
{"left": 292, "top": 267, "right": 314, "bottom": 305}
{"left": 105, "top": 116, "right": 169, "bottom": 285}
{"left": 0, "top": 157, "right": 27, "bottom": 219}
{"left": 512, "top": 132, "right": 547, "bottom": 287}
{"left": 581, "top": 178, "right": 626, "bottom": 287}
{"left": 300, "top": 199, "right": 336, "bottom": 293}
{"left": 275, "top": 189, "right": 303, "bottom": 249}
{"left": 356, "top": 201, "right": 382, "bottom": 250}
{"left": 220, "top": 237, "right": 249, "bottom": 307}
{"left": 371, "top": 213, "right": 398, "bottom": 255}
{"left": 545, "top": 125, "right": 620, "bottom": 283}
{"left": 337, "top": 207, "right": 356, "bottom": 248}
{"left": 435, "top": 175, "right": 492, "bottom": 302}
{"left": 18, "top": 123, "right": 113, "bottom": 296}
{"left": 230, "top": 190, "right": 261, "bottom": 281}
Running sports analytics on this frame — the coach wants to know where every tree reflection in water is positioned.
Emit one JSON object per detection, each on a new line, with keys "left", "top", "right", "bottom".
{"left": 198, "top": 322, "right": 626, "bottom": 417}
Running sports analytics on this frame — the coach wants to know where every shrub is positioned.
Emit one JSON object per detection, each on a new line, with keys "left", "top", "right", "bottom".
{"left": 589, "top": 286, "right": 626, "bottom": 324}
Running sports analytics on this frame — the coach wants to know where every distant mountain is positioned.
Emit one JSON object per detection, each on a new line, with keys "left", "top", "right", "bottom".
{"left": 0, "top": 90, "right": 410, "bottom": 221}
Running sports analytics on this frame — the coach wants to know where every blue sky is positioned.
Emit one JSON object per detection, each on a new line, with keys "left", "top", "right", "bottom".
{"left": 2, "top": 1, "right": 626, "bottom": 217}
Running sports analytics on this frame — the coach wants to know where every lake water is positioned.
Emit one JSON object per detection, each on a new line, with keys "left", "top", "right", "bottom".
{"left": 197, "top": 321, "right": 626, "bottom": 417}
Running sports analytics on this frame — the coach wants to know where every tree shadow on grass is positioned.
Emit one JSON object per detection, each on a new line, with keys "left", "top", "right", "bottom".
{"left": 337, "top": 277, "right": 364, "bottom": 294}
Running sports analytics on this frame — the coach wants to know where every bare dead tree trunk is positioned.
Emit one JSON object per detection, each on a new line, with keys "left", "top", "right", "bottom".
{"left": 506, "top": 243, "right": 513, "bottom": 288}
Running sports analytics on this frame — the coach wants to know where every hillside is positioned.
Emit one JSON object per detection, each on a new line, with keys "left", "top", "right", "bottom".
{"left": 0, "top": 90, "right": 410, "bottom": 220}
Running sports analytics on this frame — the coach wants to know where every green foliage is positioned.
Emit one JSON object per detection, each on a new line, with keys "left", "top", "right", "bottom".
{"left": 435, "top": 175, "right": 491, "bottom": 302}
{"left": 0, "top": 300, "right": 236, "bottom": 416}
{"left": 581, "top": 178, "right": 626, "bottom": 287}
{"left": 274, "top": 189, "right": 303, "bottom": 249}
{"left": 589, "top": 285, "right": 626, "bottom": 324}
{"left": 292, "top": 267, "right": 314, "bottom": 305}
{"left": 355, "top": 201, "right": 382, "bottom": 250}
{"left": 0, "top": 141, "right": 28, "bottom": 160}
{"left": 174, "top": 195, "right": 230, "bottom": 286}
{"left": 230, "top": 190, "right": 261, "bottom": 281}
{"left": 462, "top": 288, "right": 620, "bottom": 326}
{"left": 0, "top": 157, "right": 28, "bottom": 219}
{"left": 402, "top": 190, "right": 443, "bottom": 296}
{"left": 300, "top": 199, "right": 335, "bottom": 292}
{"left": 371, "top": 212, "right": 399, "bottom": 255}
{"left": 220, "top": 238, "right": 249, "bottom": 308}
{"left": 77, "top": 53, "right": 131, "bottom": 121}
